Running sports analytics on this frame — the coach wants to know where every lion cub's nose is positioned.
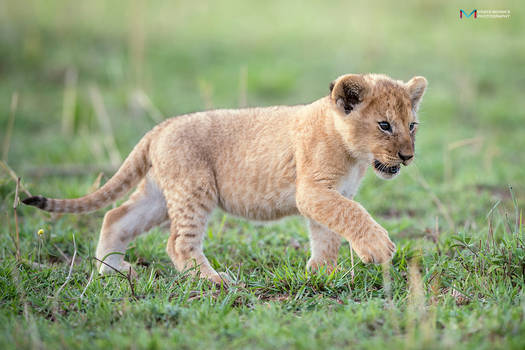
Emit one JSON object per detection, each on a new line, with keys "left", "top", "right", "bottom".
{"left": 398, "top": 152, "right": 413, "bottom": 162}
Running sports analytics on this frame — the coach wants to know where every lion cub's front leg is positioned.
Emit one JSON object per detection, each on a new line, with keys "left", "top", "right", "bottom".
{"left": 307, "top": 220, "right": 341, "bottom": 272}
{"left": 297, "top": 182, "right": 395, "bottom": 265}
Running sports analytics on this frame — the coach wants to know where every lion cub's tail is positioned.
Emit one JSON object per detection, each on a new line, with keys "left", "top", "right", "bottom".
{"left": 22, "top": 134, "right": 152, "bottom": 213}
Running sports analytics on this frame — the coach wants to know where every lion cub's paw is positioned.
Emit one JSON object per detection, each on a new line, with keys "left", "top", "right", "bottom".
{"left": 203, "top": 271, "right": 232, "bottom": 286}
{"left": 352, "top": 224, "right": 396, "bottom": 264}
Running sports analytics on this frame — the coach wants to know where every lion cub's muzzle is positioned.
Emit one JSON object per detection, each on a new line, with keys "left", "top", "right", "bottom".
{"left": 373, "top": 160, "right": 400, "bottom": 175}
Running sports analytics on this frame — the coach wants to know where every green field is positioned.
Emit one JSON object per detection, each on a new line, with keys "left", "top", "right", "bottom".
{"left": 1, "top": 1, "right": 524, "bottom": 349}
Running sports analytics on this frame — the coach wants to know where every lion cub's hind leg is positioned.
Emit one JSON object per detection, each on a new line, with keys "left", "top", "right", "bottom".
{"left": 96, "top": 177, "right": 168, "bottom": 276}
{"left": 162, "top": 174, "right": 224, "bottom": 285}
{"left": 307, "top": 220, "right": 342, "bottom": 273}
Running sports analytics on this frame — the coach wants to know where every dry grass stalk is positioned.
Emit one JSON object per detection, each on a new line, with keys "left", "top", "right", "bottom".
{"left": 61, "top": 67, "right": 77, "bottom": 136}
{"left": 407, "top": 260, "right": 425, "bottom": 315}
{"left": 410, "top": 165, "right": 455, "bottom": 230}
{"left": 348, "top": 242, "right": 355, "bottom": 282}
{"left": 5, "top": 211, "right": 18, "bottom": 257}
{"left": 80, "top": 270, "right": 95, "bottom": 300}
{"left": 89, "top": 84, "right": 122, "bottom": 168}
{"left": 508, "top": 185, "right": 520, "bottom": 234}
{"left": 443, "top": 136, "right": 483, "bottom": 182}
{"left": 129, "top": 0, "right": 145, "bottom": 88}
{"left": 2, "top": 92, "right": 18, "bottom": 162}
{"left": 13, "top": 177, "right": 21, "bottom": 260}
{"left": 132, "top": 89, "right": 164, "bottom": 123}
{"left": 382, "top": 263, "right": 392, "bottom": 307}
{"left": 0, "top": 161, "right": 32, "bottom": 197}
{"left": 88, "top": 172, "right": 104, "bottom": 193}
{"left": 53, "top": 244, "right": 72, "bottom": 264}
{"left": 239, "top": 65, "right": 248, "bottom": 107}
{"left": 432, "top": 216, "right": 441, "bottom": 255}
{"left": 198, "top": 79, "right": 214, "bottom": 110}
{"left": 406, "top": 258, "right": 428, "bottom": 344}
{"left": 54, "top": 233, "right": 78, "bottom": 299}
{"left": 77, "top": 127, "right": 107, "bottom": 164}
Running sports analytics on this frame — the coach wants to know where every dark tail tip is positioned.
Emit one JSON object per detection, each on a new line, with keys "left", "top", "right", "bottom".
{"left": 22, "top": 196, "right": 47, "bottom": 210}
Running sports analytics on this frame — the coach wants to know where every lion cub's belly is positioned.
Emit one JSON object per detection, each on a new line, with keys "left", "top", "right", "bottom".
{"left": 218, "top": 184, "right": 299, "bottom": 221}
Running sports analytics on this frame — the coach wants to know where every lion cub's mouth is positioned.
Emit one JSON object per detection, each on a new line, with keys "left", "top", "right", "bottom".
{"left": 373, "top": 160, "right": 400, "bottom": 176}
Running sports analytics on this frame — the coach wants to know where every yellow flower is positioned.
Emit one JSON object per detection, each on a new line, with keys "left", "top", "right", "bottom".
{"left": 37, "top": 229, "right": 44, "bottom": 236}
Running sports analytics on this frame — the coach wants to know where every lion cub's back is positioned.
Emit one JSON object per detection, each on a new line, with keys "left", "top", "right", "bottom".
{"left": 159, "top": 107, "right": 299, "bottom": 220}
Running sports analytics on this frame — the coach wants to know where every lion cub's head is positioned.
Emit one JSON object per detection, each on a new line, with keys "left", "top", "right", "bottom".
{"left": 329, "top": 73, "right": 427, "bottom": 179}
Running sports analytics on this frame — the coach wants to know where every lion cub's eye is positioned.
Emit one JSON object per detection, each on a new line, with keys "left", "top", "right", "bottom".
{"left": 409, "top": 122, "right": 417, "bottom": 132}
{"left": 378, "top": 121, "right": 392, "bottom": 132}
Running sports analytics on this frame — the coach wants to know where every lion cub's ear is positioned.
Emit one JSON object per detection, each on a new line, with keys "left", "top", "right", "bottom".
{"left": 405, "top": 76, "right": 428, "bottom": 112}
{"left": 329, "top": 74, "right": 370, "bottom": 115}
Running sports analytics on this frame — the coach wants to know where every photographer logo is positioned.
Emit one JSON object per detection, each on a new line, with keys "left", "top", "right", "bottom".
{"left": 460, "top": 9, "right": 477, "bottom": 19}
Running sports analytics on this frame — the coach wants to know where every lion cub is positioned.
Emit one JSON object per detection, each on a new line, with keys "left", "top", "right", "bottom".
{"left": 23, "top": 73, "right": 427, "bottom": 284}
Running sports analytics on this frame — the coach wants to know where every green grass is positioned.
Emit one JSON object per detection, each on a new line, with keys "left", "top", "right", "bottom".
{"left": 1, "top": 0, "right": 524, "bottom": 349}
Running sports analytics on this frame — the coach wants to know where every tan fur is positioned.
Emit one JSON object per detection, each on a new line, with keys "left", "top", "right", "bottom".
{"left": 24, "top": 73, "right": 427, "bottom": 284}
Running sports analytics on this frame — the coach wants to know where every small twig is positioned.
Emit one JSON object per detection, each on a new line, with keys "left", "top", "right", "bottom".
{"left": 1, "top": 161, "right": 31, "bottom": 197}
{"left": 2, "top": 92, "right": 18, "bottom": 162}
{"left": 13, "top": 177, "right": 21, "bottom": 260}
{"left": 53, "top": 244, "right": 72, "bottom": 264}
{"left": 54, "top": 233, "right": 77, "bottom": 299}
{"left": 427, "top": 271, "right": 439, "bottom": 285}
{"left": 93, "top": 257, "right": 137, "bottom": 300}
{"left": 93, "top": 257, "right": 127, "bottom": 278}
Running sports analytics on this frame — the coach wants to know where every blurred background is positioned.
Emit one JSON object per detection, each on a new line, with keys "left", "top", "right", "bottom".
{"left": 1, "top": 1, "right": 524, "bottom": 347}
{"left": 0, "top": 0, "right": 524, "bottom": 234}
